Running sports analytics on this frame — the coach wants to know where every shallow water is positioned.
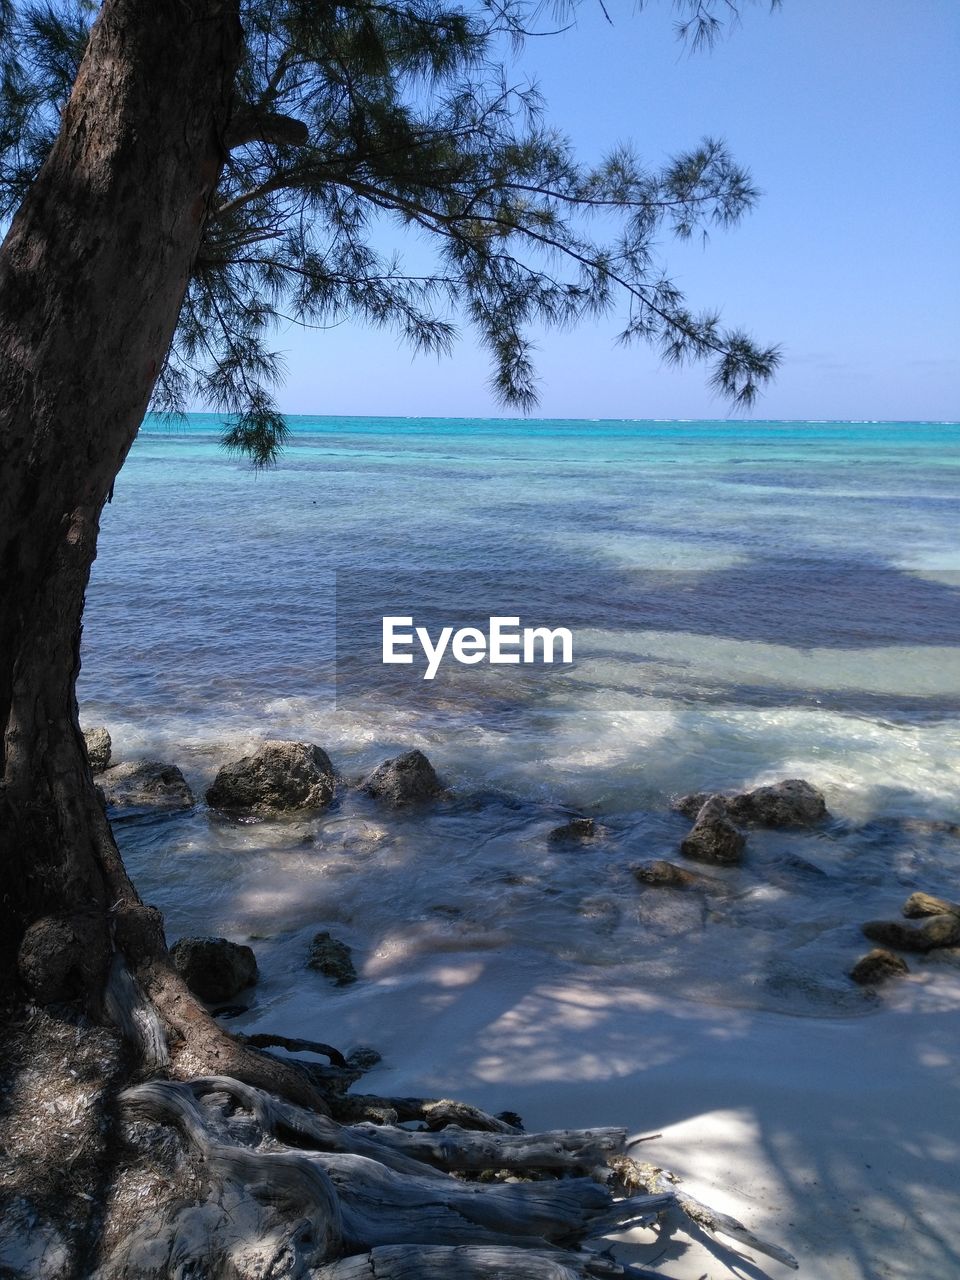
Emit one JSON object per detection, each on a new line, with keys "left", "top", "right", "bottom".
{"left": 80, "top": 416, "right": 960, "bottom": 1027}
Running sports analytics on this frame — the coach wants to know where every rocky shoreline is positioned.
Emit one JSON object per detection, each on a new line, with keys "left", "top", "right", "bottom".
{"left": 71, "top": 726, "right": 959, "bottom": 1019}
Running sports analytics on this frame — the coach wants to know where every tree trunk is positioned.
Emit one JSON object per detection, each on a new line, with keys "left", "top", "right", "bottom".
{"left": 0, "top": 0, "right": 320, "bottom": 1113}
{"left": 0, "top": 0, "right": 393, "bottom": 1116}
{"left": 0, "top": 0, "right": 238, "bottom": 971}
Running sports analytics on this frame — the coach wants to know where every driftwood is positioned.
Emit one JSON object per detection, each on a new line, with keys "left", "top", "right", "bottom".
{"left": 674, "top": 1189, "right": 799, "bottom": 1271}
{"left": 101, "top": 1066, "right": 795, "bottom": 1279}
{"left": 314, "top": 1245, "right": 664, "bottom": 1278}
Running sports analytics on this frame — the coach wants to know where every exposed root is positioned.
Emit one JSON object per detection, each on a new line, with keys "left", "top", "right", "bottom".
{"left": 98, "top": 1076, "right": 673, "bottom": 1277}
{"left": 105, "top": 942, "right": 332, "bottom": 1115}
{"left": 0, "top": 1007, "right": 796, "bottom": 1280}
{"left": 238, "top": 1033, "right": 349, "bottom": 1068}
{"left": 314, "top": 1244, "right": 659, "bottom": 1278}
{"left": 611, "top": 1156, "right": 800, "bottom": 1271}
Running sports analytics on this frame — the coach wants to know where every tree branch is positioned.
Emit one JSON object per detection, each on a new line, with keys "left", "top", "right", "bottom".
{"left": 225, "top": 110, "right": 309, "bottom": 151}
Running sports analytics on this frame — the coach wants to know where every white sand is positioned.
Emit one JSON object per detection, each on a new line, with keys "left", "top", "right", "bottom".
{"left": 292, "top": 953, "right": 960, "bottom": 1280}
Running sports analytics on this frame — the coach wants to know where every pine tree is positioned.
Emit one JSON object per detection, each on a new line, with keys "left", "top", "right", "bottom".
{"left": 3, "top": 0, "right": 779, "bottom": 465}
{"left": 0, "top": 3, "right": 783, "bottom": 1272}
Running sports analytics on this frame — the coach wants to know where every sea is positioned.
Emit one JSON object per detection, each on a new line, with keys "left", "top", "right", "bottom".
{"left": 78, "top": 416, "right": 960, "bottom": 1030}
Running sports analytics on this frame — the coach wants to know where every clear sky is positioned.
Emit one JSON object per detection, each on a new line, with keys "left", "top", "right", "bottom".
{"left": 273, "top": 0, "right": 959, "bottom": 421}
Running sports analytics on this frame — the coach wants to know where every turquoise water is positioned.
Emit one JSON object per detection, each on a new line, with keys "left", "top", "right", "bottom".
{"left": 79, "top": 417, "right": 960, "bottom": 1021}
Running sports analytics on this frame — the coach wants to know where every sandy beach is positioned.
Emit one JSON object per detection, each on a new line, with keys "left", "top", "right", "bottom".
{"left": 282, "top": 952, "right": 960, "bottom": 1280}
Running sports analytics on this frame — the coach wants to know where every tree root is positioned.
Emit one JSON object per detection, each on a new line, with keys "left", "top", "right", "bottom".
{"left": 0, "top": 1000, "right": 797, "bottom": 1279}
{"left": 313, "top": 1245, "right": 663, "bottom": 1278}
{"left": 96, "top": 953, "right": 796, "bottom": 1276}
{"left": 105, "top": 940, "right": 333, "bottom": 1114}
{"left": 238, "top": 1033, "right": 349, "bottom": 1068}
{"left": 101, "top": 1076, "right": 674, "bottom": 1277}
{"left": 611, "top": 1157, "right": 799, "bottom": 1271}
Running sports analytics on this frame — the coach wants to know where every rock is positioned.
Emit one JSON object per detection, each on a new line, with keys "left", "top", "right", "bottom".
{"left": 17, "top": 916, "right": 92, "bottom": 1003}
{"left": 675, "top": 778, "right": 828, "bottom": 829}
{"left": 672, "top": 792, "right": 711, "bottom": 820}
{"left": 898, "top": 817, "right": 960, "bottom": 838}
{"left": 862, "top": 914, "right": 960, "bottom": 952}
{"left": 315, "top": 817, "right": 390, "bottom": 856}
{"left": 903, "top": 891, "right": 960, "bottom": 920}
{"left": 362, "top": 748, "right": 443, "bottom": 806}
{"left": 680, "top": 797, "right": 746, "bottom": 866}
{"left": 631, "top": 859, "right": 703, "bottom": 889}
{"left": 850, "top": 948, "right": 910, "bottom": 986}
{"left": 778, "top": 854, "right": 828, "bottom": 878}
{"left": 577, "top": 897, "right": 620, "bottom": 930}
{"left": 308, "top": 931, "right": 357, "bottom": 985}
{"left": 170, "top": 936, "right": 259, "bottom": 1002}
{"left": 0, "top": 1201, "right": 71, "bottom": 1280}
{"left": 99, "top": 760, "right": 194, "bottom": 810}
{"left": 548, "top": 817, "right": 596, "bottom": 844}
{"left": 346, "top": 1047, "right": 382, "bottom": 1072}
{"left": 206, "top": 740, "right": 334, "bottom": 813}
{"left": 726, "top": 779, "right": 828, "bottom": 827}
{"left": 82, "top": 726, "right": 112, "bottom": 774}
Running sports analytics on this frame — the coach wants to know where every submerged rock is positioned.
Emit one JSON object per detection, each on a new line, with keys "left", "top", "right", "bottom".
{"left": 315, "top": 817, "right": 390, "bottom": 856}
{"left": 672, "top": 792, "right": 711, "bottom": 821}
{"left": 82, "top": 726, "right": 112, "bottom": 774}
{"left": 862, "top": 914, "right": 960, "bottom": 952}
{"left": 850, "top": 948, "right": 909, "bottom": 986}
{"left": 903, "top": 891, "right": 960, "bottom": 920}
{"left": 762, "top": 960, "right": 866, "bottom": 1013}
{"left": 577, "top": 897, "right": 621, "bottom": 931}
{"left": 362, "top": 748, "right": 443, "bottom": 806}
{"left": 308, "top": 931, "right": 357, "bottom": 985}
{"left": 680, "top": 797, "right": 746, "bottom": 866}
{"left": 675, "top": 778, "right": 828, "bottom": 829}
{"left": 171, "top": 936, "right": 258, "bottom": 1002}
{"left": 99, "top": 760, "right": 194, "bottom": 810}
{"left": 778, "top": 853, "right": 829, "bottom": 878}
{"left": 898, "top": 817, "right": 960, "bottom": 838}
{"left": 346, "top": 1047, "right": 382, "bottom": 1072}
{"left": 631, "top": 859, "right": 703, "bottom": 889}
{"left": 206, "top": 740, "right": 334, "bottom": 813}
{"left": 548, "top": 817, "right": 596, "bottom": 844}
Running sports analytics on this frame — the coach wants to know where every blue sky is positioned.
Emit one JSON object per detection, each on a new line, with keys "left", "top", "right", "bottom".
{"left": 275, "top": 0, "right": 959, "bottom": 421}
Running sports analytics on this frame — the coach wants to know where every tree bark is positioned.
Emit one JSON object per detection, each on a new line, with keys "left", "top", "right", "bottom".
{"left": 0, "top": 0, "right": 243, "bottom": 1032}
{"left": 0, "top": 0, "right": 383, "bottom": 1114}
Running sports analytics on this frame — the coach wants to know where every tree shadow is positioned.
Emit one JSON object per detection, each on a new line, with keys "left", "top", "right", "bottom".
{"left": 110, "top": 773, "right": 960, "bottom": 1279}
